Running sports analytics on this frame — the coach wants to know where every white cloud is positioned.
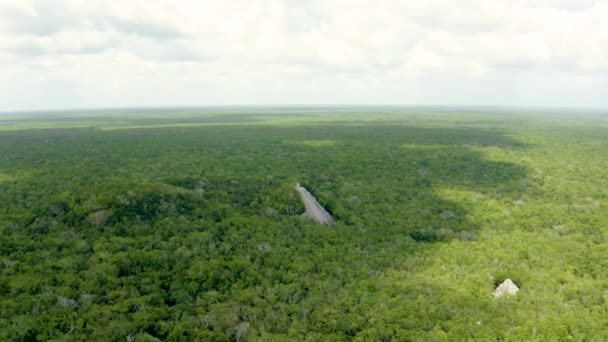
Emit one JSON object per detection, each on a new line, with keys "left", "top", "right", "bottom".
{"left": 0, "top": 0, "right": 607, "bottom": 111}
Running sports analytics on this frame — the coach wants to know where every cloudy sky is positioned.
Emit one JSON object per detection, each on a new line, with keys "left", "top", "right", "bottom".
{"left": 0, "top": 0, "right": 606, "bottom": 111}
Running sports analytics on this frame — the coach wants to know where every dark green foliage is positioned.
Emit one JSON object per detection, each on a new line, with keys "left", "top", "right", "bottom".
{"left": 1, "top": 109, "right": 608, "bottom": 340}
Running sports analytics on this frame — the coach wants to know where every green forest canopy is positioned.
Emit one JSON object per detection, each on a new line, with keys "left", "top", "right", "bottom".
{"left": 1, "top": 108, "right": 608, "bottom": 340}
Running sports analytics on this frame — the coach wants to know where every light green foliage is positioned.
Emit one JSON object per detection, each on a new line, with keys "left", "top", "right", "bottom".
{"left": 291, "top": 140, "right": 337, "bottom": 148}
{"left": 1, "top": 108, "right": 608, "bottom": 340}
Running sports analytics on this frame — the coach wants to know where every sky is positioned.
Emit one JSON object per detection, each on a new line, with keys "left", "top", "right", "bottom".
{"left": 0, "top": 0, "right": 607, "bottom": 111}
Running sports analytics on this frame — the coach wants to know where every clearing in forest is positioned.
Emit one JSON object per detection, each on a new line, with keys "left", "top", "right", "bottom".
{"left": 294, "top": 182, "right": 335, "bottom": 224}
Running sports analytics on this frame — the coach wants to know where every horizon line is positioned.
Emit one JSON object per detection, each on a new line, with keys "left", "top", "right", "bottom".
{"left": 1, "top": 104, "right": 608, "bottom": 115}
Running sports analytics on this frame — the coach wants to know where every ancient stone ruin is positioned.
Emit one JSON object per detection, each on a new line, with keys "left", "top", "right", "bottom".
{"left": 493, "top": 278, "right": 519, "bottom": 298}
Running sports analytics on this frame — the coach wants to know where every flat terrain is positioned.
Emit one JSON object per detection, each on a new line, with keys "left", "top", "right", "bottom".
{"left": 1, "top": 107, "right": 608, "bottom": 340}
